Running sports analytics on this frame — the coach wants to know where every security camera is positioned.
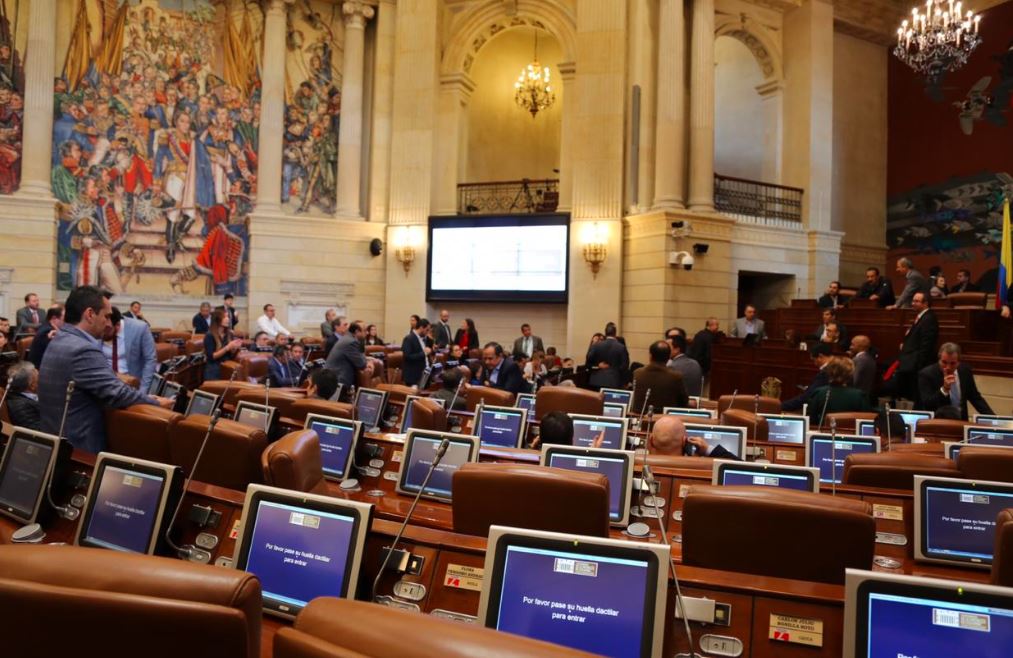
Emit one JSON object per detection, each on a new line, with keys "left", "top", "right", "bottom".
{"left": 671, "top": 221, "right": 685, "bottom": 229}
{"left": 668, "top": 251, "right": 694, "bottom": 270}
{"left": 682, "top": 254, "right": 695, "bottom": 271}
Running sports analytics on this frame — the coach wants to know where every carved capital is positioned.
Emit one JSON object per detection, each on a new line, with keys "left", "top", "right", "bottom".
{"left": 343, "top": 1, "right": 375, "bottom": 29}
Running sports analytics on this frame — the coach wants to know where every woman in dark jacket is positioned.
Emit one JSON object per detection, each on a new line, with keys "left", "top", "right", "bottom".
{"left": 454, "top": 318, "right": 479, "bottom": 353}
{"left": 204, "top": 309, "right": 243, "bottom": 380}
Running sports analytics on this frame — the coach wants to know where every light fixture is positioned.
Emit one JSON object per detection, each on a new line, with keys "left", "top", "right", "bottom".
{"left": 393, "top": 226, "right": 421, "bottom": 276}
{"left": 514, "top": 32, "right": 555, "bottom": 119}
{"left": 894, "top": 0, "right": 982, "bottom": 84}
{"left": 580, "top": 222, "right": 607, "bottom": 278}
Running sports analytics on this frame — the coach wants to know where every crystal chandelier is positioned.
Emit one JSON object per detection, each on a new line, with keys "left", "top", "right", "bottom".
{"left": 514, "top": 33, "right": 555, "bottom": 119}
{"left": 895, "top": 0, "right": 982, "bottom": 84}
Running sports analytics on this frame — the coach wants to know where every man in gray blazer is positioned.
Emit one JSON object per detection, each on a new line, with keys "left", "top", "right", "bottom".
{"left": 849, "top": 334, "right": 877, "bottom": 403}
{"left": 888, "top": 257, "right": 931, "bottom": 309}
{"left": 433, "top": 309, "right": 454, "bottom": 349}
{"left": 103, "top": 307, "right": 158, "bottom": 392}
{"left": 15, "top": 292, "right": 42, "bottom": 337}
{"left": 667, "top": 334, "right": 703, "bottom": 397}
{"left": 512, "top": 323, "right": 545, "bottom": 360}
{"left": 325, "top": 321, "right": 370, "bottom": 391}
{"left": 39, "top": 286, "right": 163, "bottom": 454}
{"left": 320, "top": 308, "right": 337, "bottom": 339}
{"left": 730, "top": 305, "right": 766, "bottom": 339}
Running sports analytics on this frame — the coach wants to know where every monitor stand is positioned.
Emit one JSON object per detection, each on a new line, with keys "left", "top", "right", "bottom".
{"left": 11, "top": 523, "right": 46, "bottom": 544}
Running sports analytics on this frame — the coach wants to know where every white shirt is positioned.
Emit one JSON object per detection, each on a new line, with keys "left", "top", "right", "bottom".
{"left": 257, "top": 314, "right": 290, "bottom": 337}
{"left": 101, "top": 322, "right": 128, "bottom": 373}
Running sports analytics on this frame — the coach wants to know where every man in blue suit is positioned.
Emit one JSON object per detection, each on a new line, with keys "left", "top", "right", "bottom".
{"left": 103, "top": 307, "right": 158, "bottom": 392}
{"left": 39, "top": 286, "right": 164, "bottom": 453}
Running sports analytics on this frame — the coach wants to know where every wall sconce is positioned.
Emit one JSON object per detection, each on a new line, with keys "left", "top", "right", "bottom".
{"left": 393, "top": 226, "right": 422, "bottom": 276}
{"left": 580, "top": 222, "right": 608, "bottom": 278}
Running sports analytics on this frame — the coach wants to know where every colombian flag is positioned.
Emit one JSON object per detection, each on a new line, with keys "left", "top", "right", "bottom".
{"left": 1000, "top": 196, "right": 1012, "bottom": 309}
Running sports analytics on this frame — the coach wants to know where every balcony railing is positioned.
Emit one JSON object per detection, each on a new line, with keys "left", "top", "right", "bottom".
{"left": 457, "top": 178, "right": 560, "bottom": 215}
{"left": 714, "top": 174, "right": 804, "bottom": 227}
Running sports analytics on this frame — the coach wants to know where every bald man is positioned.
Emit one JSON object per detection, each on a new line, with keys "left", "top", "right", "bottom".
{"left": 849, "top": 335, "right": 876, "bottom": 403}
{"left": 648, "top": 415, "right": 738, "bottom": 459}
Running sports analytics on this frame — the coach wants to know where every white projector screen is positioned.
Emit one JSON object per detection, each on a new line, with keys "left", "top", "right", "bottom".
{"left": 427, "top": 215, "right": 569, "bottom": 303}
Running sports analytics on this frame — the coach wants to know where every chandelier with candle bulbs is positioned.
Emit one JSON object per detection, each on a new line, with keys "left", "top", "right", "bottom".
{"left": 895, "top": 0, "right": 982, "bottom": 83}
{"left": 514, "top": 33, "right": 555, "bottom": 119}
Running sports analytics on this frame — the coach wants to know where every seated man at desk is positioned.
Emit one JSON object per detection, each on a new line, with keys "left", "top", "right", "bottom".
{"left": 306, "top": 368, "right": 339, "bottom": 401}
{"left": 782, "top": 343, "right": 833, "bottom": 413}
{"left": 529, "top": 410, "right": 573, "bottom": 449}
{"left": 648, "top": 415, "right": 738, "bottom": 459}
{"left": 430, "top": 366, "right": 467, "bottom": 410}
{"left": 855, "top": 267, "right": 895, "bottom": 307}
{"left": 917, "top": 342, "right": 994, "bottom": 421}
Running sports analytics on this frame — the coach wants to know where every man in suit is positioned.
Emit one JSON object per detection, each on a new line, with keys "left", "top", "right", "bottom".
{"left": 123, "top": 301, "right": 149, "bottom": 326}
{"left": 585, "top": 322, "right": 629, "bottom": 389}
{"left": 224, "top": 294, "right": 239, "bottom": 332}
{"left": 5, "top": 361, "right": 41, "bottom": 430}
{"left": 812, "top": 308, "right": 848, "bottom": 348}
{"left": 856, "top": 267, "right": 895, "bottom": 307}
{"left": 479, "top": 342, "right": 525, "bottom": 394}
{"left": 320, "top": 309, "right": 337, "bottom": 340}
{"left": 39, "top": 286, "right": 165, "bottom": 453}
{"left": 730, "top": 305, "right": 766, "bottom": 339}
{"left": 888, "top": 257, "right": 931, "bottom": 309}
{"left": 102, "top": 307, "right": 158, "bottom": 393}
{"left": 633, "top": 340, "right": 689, "bottom": 410}
{"left": 891, "top": 291, "right": 939, "bottom": 401}
{"left": 433, "top": 309, "right": 453, "bottom": 349}
{"left": 15, "top": 292, "right": 42, "bottom": 338}
{"left": 306, "top": 368, "right": 339, "bottom": 401}
{"left": 918, "top": 343, "right": 994, "bottom": 420}
{"left": 192, "top": 302, "right": 212, "bottom": 334}
{"left": 818, "top": 281, "right": 846, "bottom": 309}
{"left": 951, "top": 269, "right": 979, "bottom": 294}
{"left": 401, "top": 318, "right": 432, "bottom": 387}
{"left": 688, "top": 318, "right": 721, "bottom": 379}
{"left": 27, "top": 306, "right": 64, "bottom": 368}
{"left": 782, "top": 343, "right": 834, "bottom": 412}
{"left": 512, "top": 323, "right": 545, "bottom": 360}
{"left": 268, "top": 345, "right": 301, "bottom": 388}
{"left": 326, "top": 321, "right": 371, "bottom": 391}
{"left": 667, "top": 334, "right": 703, "bottom": 397}
{"left": 429, "top": 366, "right": 467, "bottom": 410}
{"left": 649, "top": 415, "right": 739, "bottom": 460}
{"left": 849, "top": 335, "right": 877, "bottom": 403}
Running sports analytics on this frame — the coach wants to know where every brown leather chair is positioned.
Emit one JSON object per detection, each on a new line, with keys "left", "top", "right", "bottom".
{"left": 170, "top": 415, "right": 267, "bottom": 491}
{"left": 409, "top": 398, "right": 448, "bottom": 432}
{"left": 842, "top": 452, "right": 960, "bottom": 490}
{"left": 235, "top": 387, "right": 305, "bottom": 421}
{"left": 992, "top": 509, "right": 1013, "bottom": 587}
{"left": 452, "top": 463, "right": 610, "bottom": 538}
{"left": 947, "top": 291, "right": 988, "bottom": 309}
{"left": 185, "top": 338, "right": 205, "bottom": 355}
{"left": 824, "top": 411, "right": 878, "bottom": 433}
{"left": 262, "top": 430, "right": 328, "bottom": 495}
{"left": 465, "top": 385, "right": 515, "bottom": 411}
{"left": 535, "top": 386, "right": 604, "bottom": 420}
{"left": 365, "top": 345, "right": 385, "bottom": 355}
{"left": 159, "top": 330, "right": 192, "bottom": 343}
{"left": 16, "top": 336, "right": 33, "bottom": 360}
{"left": 105, "top": 405, "right": 183, "bottom": 464}
{"left": 0, "top": 544, "right": 261, "bottom": 658}
{"left": 377, "top": 383, "right": 415, "bottom": 404}
{"left": 681, "top": 485, "right": 875, "bottom": 584}
{"left": 717, "top": 394, "right": 781, "bottom": 415}
{"left": 384, "top": 351, "right": 403, "bottom": 384}
{"left": 957, "top": 447, "right": 1013, "bottom": 483}
{"left": 356, "top": 364, "right": 383, "bottom": 390}
{"left": 288, "top": 398, "right": 354, "bottom": 425}
{"left": 155, "top": 342, "right": 179, "bottom": 363}
{"left": 239, "top": 353, "right": 269, "bottom": 382}
{"left": 719, "top": 409, "right": 769, "bottom": 442}
{"left": 914, "top": 419, "right": 969, "bottom": 442}
{"left": 275, "top": 597, "right": 595, "bottom": 658}
{"left": 199, "top": 380, "right": 262, "bottom": 410}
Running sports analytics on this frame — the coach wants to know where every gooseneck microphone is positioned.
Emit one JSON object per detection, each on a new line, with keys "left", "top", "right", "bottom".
{"left": 46, "top": 380, "right": 80, "bottom": 521}
{"left": 165, "top": 409, "right": 222, "bottom": 559}
{"left": 817, "top": 384, "right": 833, "bottom": 431}
{"left": 349, "top": 385, "right": 357, "bottom": 421}
{"left": 830, "top": 417, "right": 839, "bottom": 496}
{"left": 217, "top": 369, "right": 238, "bottom": 416}
{"left": 371, "top": 437, "right": 451, "bottom": 603}
{"left": 263, "top": 379, "right": 271, "bottom": 433}
{"left": 884, "top": 402, "right": 894, "bottom": 445}
{"left": 637, "top": 388, "right": 652, "bottom": 432}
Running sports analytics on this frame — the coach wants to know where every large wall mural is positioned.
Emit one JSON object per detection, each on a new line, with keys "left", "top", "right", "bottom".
{"left": 282, "top": 1, "right": 342, "bottom": 215}
{"left": 53, "top": 0, "right": 262, "bottom": 297}
{"left": 0, "top": 0, "right": 25, "bottom": 195}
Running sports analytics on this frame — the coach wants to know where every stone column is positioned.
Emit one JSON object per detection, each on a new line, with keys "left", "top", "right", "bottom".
{"left": 434, "top": 73, "right": 475, "bottom": 215}
{"left": 17, "top": 0, "right": 57, "bottom": 197}
{"left": 688, "top": 0, "right": 715, "bottom": 212}
{"left": 336, "top": 1, "right": 374, "bottom": 218}
{"left": 556, "top": 62, "right": 576, "bottom": 212}
{"left": 255, "top": 0, "right": 289, "bottom": 213}
{"left": 368, "top": 0, "right": 396, "bottom": 222}
{"left": 653, "top": 0, "right": 686, "bottom": 210}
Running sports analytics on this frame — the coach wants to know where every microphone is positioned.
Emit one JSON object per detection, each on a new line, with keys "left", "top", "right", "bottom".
{"left": 371, "top": 438, "right": 451, "bottom": 604}
{"left": 751, "top": 394, "right": 762, "bottom": 462}
{"left": 46, "top": 380, "right": 80, "bottom": 521}
{"left": 884, "top": 402, "right": 894, "bottom": 445}
{"left": 165, "top": 409, "right": 222, "bottom": 559}
{"left": 640, "top": 404, "right": 654, "bottom": 445}
{"left": 447, "top": 377, "right": 465, "bottom": 432}
{"left": 830, "top": 417, "right": 839, "bottom": 496}
{"left": 637, "top": 388, "right": 651, "bottom": 432}
{"left": 216, "top": 368, "right": 239, "bottom": 416}
{"left": 817, "top": 385, "right": 833, "bottom": 431}
{"left": 263, "top": 378, "right": 271, "bottom": 433}
{"left": 349, "top": 384, "right": 357, "bottom": 421}
{"left": 727, "top": 388, "right": 738, "bottom": 414}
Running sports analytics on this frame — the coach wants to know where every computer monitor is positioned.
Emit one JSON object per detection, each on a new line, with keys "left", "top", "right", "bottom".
{"left": 663, "top": 407, "right": 716, "bottom": 420}
{"left": 232, "top": 484, "right": 372, "bottom": 620}
{"left": 711, "top": 460, "right": 820, "bottom": 493}
{"left": 395, "top": 430, "right": 479, "bottom": 503}
{"left": 146, "top": 373, "right": 165, "bottom": 396}
{"left": 569, "top": 414, "right": 629, "bottom": 451}
{"left": 161, "top": 380, "right": 183, "bottom": 400}
{"left": 354, "top": 387, "right": 388, "bottom": 431}
{"left": 75, "top": 453, "right": 182, "bottom": 555}
{"left": 914, "top": 475, "right": 1013, "bottom": 569}
{"left": 759, "top": 414, "right": 809, "bottom": 444}
{"left": 600, "top": 388, "right": 633, "bottom": 408}
{"left": 805, "top": 433, "right": 880, "bottom": 484}
{"left": 889, "top": 409, "right": 933, "bottom": 433}
{"left": 843, "top": 569, "right": 1013, "bottom": 658}
{"left": 515, "top": 393, "right": 536, "bottom": 415}
{"left": 541, "top": 446, "right": 634, "bottom": 526}
{"left": 0, "top": 429, "right": 69, "bottom": 525}
{"left": 399, "top": 395, "right": 446, "bottom": 434}
{"left": 683, "top": 424, "right": 748, "bottom": 459}
{"left": 233, "top": 401, "right": 277, "bottom": 432}
{"left": 478, "top": 526, "right": 668, "bottom": 658}
{"left": 185, "top": 389, "right": 219, "bottom": 417}
{"left": 304, "top": 414, "right": 363, "bottom": 481}
{"left": 856, "top": 419, "right": 912, "bottom": 443}
{"left": 963, "top": 426, "right": 1013, "bottom": 447}
{"left": 972, "top": 414, "right": 1013, "bottom": 429}
{"left": 944, "top": 441, "right": 1013, "bottom": 462}
{"left": 474, "top": 405, "right": 528, "bottom": 449}
{"left": 602, "top": 401, "right": 628, "bottom": 418}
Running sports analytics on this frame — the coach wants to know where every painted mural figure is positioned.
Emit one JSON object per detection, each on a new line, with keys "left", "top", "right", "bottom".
{"left": 0, "top": 3, "right": 24, "bottom": 196}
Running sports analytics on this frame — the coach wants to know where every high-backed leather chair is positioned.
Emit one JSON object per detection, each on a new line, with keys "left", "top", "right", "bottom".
{"left": 842, "top": 452, "right": 960, "bottom": 490}
{"left": 465, "top": 385, "right": 515, "bottom": 411}
{"left": 198, "top": 380, "right": 262, "bottom": 410}
{"left": 452, "top": 463, "right": 610, "bottom": 538}
{"left": 377, "top": 383, "right": 415, "bottom": 403}
{"left": 274, "top": 597, "right": 595, "bottom": 658}
{"left": 235, "top": 387, "right": 304, "bottom": 421}
{"left": 159, "top": 330, "right": 191, "bottom": 343}
{"left": 170, "top": 415, "right": 267, "bottom": 491}
{"left": 641, "top": 454, "right": 717, "bottom": 471}
{"left": 261, "top": 430, "right": 328, "bottom": 495}
{"left": 287, "top": 398, "right": 354, "bottom": 425}
{"left": 717, "top": 394, "right": 781, "bottom": 415}
{"left": 958, "top": 447, "right": 1013, "bottom": 483}
{"left": 384, "top": 351, "right": 403, "bottom": 384}
{"left": 535, "top": 386, "right": 604, "bottom": 420}
{"left": 356, "top": 364, "right": 383, "bottom": 390}
{"left": 155, "top": 342, "right": 178, "bottom": 363}
{"left": 105, "top": 405, "right": 183, "bottom": 464}
{"left": 185, "top": 338, "right": 205, "bottom": 355}
{"left": 681, "top": 485, "right": 875, "bottom": 584}
{"left": 409, "top": 398, "right": 448, "bottom": 432}
{"left": 0, "top": 545, "right": 261, "bottom": 658}
{"left": 823, "top": 411, "right": 878, "bottom": 432}
{"left": 238, "top": 353, "right": 269, "bottom": 382}
{"left": 16, "top": 336, "right": 33, "bottom": 360}
{"left": 992, "top": 509, "right": 1013, "bottom": 587}
{"left": 947, "top": 291, "right": 988, "bottom": 309}
{"left": 719, "top": 409, "right": 769, "bottom": 442}
{"left": 365, "top": 345, "right": 385, "bottom": 355}
{"left": 914, "top": 419, "right": 968, "bottom": 442}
